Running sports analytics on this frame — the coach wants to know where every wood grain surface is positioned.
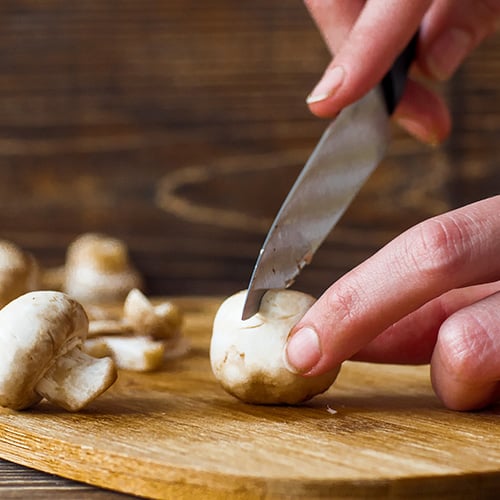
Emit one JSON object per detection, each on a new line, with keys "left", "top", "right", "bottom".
{"left": 0, "top": 0, "right": 331, "bottom": 299}
{"left": 0, "top": 296, "right": 499, "bottom": 500}
{"left": 0, "top": 0, "right": 499, "bottom": 497}
{"left": 0, "top": 0, "right": 497, "bottom": 300}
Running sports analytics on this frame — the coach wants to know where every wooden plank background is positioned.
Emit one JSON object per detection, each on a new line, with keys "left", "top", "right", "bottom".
{"left": 0, "top": 0, "right": 498, "bottom": 497}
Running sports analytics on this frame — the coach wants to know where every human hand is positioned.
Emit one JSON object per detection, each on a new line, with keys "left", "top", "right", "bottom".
{"left": 304, "top": 0, "right": 500, "bottom": 144}
{"left": 285, "top": 196, "right": 500, "bottom": 411}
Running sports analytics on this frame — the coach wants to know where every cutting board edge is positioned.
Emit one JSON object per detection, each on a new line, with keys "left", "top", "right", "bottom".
{"left": 2, "top": 426, "right": 500, "bottom": 500}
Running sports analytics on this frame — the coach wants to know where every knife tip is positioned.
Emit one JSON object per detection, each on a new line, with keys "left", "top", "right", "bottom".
{"left": 241, "top": 288, "right": 266, "bottom": 321}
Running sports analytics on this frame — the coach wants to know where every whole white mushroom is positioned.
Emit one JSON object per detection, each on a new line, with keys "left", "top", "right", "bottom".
{"left": 64, "top": 233, "right": 143, "bottom": 304}
{"left": 210, "top": 289, "right": 340, "bottom": 405}
{"left": 0, "top": 291, "right": 117, "bottom": 411}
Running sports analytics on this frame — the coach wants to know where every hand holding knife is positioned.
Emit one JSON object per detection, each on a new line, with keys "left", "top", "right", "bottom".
{"left": 242, "top": 35, "right": 418, "bottom": 320}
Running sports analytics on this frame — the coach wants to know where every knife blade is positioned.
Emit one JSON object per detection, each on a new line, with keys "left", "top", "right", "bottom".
{"left": 241, "top": 36, "right": 418, "bottom": 320}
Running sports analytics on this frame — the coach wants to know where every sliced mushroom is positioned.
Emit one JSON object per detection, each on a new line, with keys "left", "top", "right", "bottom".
{"left": 123, "top": 288, "right": 183, "bottom": 339}
{"left": 96, "top": 336, "right": 166, "bottom": 372}
{"left": 0, "top": 291, "right": 117, "bottom": 411}
{"left": 82, "top": 337, "right": 112, "bottom": 358}
{"left": 210, "top": 289, "right": 340, "bottom": 405}
{"left": 84, "top": 290, "right": 188, "bottom": 370}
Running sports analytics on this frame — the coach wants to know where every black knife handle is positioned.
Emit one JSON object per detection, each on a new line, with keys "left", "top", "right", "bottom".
{"left": 381, "top": 32, "right": 419, "bottom": 115}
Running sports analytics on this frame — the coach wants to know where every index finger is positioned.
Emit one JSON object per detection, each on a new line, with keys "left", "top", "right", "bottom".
{"left": 306, "top": 0, "right": 431, "bottom": 116}
{"left": 285, "top": 196, "right": 500, "bottom": 376}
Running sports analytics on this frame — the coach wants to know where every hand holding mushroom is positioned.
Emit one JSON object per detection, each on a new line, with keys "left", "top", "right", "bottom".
{"left": 210, "top": 289, "right": 340, "bottom": 404}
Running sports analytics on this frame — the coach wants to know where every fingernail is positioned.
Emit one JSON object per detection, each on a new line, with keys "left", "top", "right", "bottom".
{"left": 396, "top": 116, "right": 441, "bottom": 146}
{"left": 426, "top": 28, "right": 473, "bottom": 81}
{"left": 285, "top": 327, "right": 321, "bottom": 374}
{"left": 306, "top": 66, "right": 345, "bottom": 104}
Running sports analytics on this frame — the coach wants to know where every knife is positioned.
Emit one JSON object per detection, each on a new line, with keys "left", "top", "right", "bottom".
{"left": 242, "top": 35, "right": 418, "bottom": 320}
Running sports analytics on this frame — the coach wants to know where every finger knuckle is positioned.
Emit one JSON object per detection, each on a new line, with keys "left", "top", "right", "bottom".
{"left": 404, "top": 216, "right": 469, "bottom": 280}
{"left": 439, "top": 312, "right": 491, "bottom": 380}
{"left": 324, "top": 282, "right": 362, "bottom": 325}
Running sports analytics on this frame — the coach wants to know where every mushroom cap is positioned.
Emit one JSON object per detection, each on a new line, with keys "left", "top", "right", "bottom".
{"left": 66, "top": 233, "right": 131, "bottom": 271}
{"left": 0, "top": 291, "right": 88, "bottom": 410}
{"left": 0, "top": 240, "right": 39, "bottom": 308}
{"left": 210, "top": 289, "right": 340, "bottom": 405}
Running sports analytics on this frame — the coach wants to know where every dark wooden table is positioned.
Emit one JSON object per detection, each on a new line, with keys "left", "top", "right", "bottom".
{"left": 0, "top": 1, "right": 499, "bottom": 497}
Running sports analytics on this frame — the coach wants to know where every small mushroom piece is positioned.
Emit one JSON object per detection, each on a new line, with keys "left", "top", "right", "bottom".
{"left": 210, "top": 289, "right": 340, "bottom": 405}
{"left": 0, "top": 240, "right": 40, "bottom": 308}
{"left": 123, "top": 288, "right": 183, "bottom": 339}
{"left": 97, "top": 336, "right": 166, "bottom": 372}
{"left": 0, "top": 291, "right": 117, "bottom": 411}
{"left": 64, "top": 233, "right": 143, "bottom": 304}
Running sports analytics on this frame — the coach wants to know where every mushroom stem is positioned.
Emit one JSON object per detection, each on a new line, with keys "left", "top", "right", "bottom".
{"left": 35, "top": 346, "right": 117, "bottom": 412}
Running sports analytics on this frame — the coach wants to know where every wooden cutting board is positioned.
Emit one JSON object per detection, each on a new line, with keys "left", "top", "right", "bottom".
{"left": 0, "top": 296, "right": 499, "bottom": 499}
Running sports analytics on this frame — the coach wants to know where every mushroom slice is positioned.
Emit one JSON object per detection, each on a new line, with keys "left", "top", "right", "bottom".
{"left": 123, "top": 288, "right": 183, "bottom": 339}
{"left": 210, "top": 289, "right": 340, "bottom": 405}
{"left": 99, "top": 336, "right": 166, "bottom": 372}
{"left": 0, "top": 291, "right": 117, "bottom": 411}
